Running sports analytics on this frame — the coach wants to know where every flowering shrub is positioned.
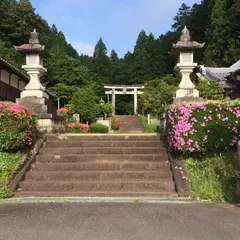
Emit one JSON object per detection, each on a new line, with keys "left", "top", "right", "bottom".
{"left": 65, "top": 123, "right": 89, "bottom": 133}
{"left": 0, "top": 102, "right": 37, "bottom": 152}
{"left": 111, "top": 117, "right": 120, "bottom": 130}
{"left": 167, "top": 102, "right": 240, "bottom": 155}
{"left": 57, "top": 107, "right": 67, "bottom": 117}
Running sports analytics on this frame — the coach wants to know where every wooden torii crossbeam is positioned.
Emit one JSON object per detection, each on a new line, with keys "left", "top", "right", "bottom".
{"left": 104, "top": 84, "right": 144, "bottom": 115}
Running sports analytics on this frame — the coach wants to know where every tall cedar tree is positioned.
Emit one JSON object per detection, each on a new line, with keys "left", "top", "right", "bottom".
{"left": 92, "top": 37, "right": 110, "bottom": 80}
{"left": 204, "top": 0, "right": 239, "bottom": 66}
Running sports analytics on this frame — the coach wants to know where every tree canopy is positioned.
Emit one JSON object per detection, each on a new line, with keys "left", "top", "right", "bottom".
{"left": 0, "top": 0, "right": 239, "bottom": 114}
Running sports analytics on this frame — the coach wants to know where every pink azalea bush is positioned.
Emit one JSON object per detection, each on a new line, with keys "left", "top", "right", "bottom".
{"left": 167, "top": 102, "right": 240, "bottom": 155}
{"left": 0, "top": 102, "right": 37, "bottom": 152}
{"left": 65, "top": 123, "right": 89, "bottom": 133}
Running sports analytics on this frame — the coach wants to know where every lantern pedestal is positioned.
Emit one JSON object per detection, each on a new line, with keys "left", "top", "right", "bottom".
{"left": 174, "top": 63, "right": 199, "bottom": 103}
{"left": 20, "top": 65, "right": 48, "bottom": 99}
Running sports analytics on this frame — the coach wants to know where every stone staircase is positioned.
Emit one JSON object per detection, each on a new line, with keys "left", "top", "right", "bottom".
{"left": 17, "top": 134, "right": 177, "bottom": 197}
{"left": 117, "top": 115, "right": 143, "bottom": 133}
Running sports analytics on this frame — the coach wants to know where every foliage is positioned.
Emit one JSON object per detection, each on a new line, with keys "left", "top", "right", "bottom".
{"left": 108, "top": 117, "right": 120, "bottom": 130}
{"left": 172, "top": 3, "right": 191, "bottom": 31}
{"left": 115, "top": 96, "right": 134, "bottom": 115}
{"left": 167, "top": 102, "right": 240, "bottom": 156}
{"left": 71, "top": 87, "right": 100, "bottom": 122}
{"left": 57, "top": 107, "right": 67, "bottom": 117}
{"left": 141, "top": 75, "right": 178, "bottom": 114}
{"left": 65, "top": 123, "right": 89, "bottom": 133}
{"left": 204, "top": 0, "right": 240, "bottom": 66}
{"left": 0, "top": 102, "right": 37, "bottom": 152}
{"left": 139, "top": 115, "right": 158, "bottom": 133}
{"left": 1, "top": 0, "right": 240, "bottom": 115}
{"left": 0, "top": 152, "right": 21, "bottom": 199}
{"left": 99, "top": 103, "right": 114, "bottom": 118}
{"left": 186, "top": 153, "right": 236, "bottom": 202}
{"left": 143, "top": 124, "right": 158, "bottom": 133}
{"left": 92, "top": 37, "right": 110, "bottom": 79}
{"left": 89, "top": 123, "right": 109, "bottom": 133}
{"left": 196, "top": 79, "right": 225, "bottom": 100}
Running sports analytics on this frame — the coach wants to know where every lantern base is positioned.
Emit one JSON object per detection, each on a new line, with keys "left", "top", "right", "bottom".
{"left": 16, "top": 96, "right": 56, "bottom": 116}
{"left": 37, "top": 116, "right": 64, "bottom": 134}
{"left": 21, "top": 90, "right": 49, "bottom": 99}
{"left": 16, "top": 96, "right": 64, "bottom": 133}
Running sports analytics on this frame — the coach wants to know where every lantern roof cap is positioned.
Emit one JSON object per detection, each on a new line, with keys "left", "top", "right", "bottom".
{"left": 172, "top": 26, "right": 205, "bottom": 54}
{"left": 14, "top": 29, "right": 45, "bottom": 55}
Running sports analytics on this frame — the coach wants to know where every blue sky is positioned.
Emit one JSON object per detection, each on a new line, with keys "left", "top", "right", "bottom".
{"left": 31, "top": 0, "right": 200, "bottom": 57}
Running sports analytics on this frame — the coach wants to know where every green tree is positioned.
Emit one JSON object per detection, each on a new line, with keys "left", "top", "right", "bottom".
{"left": 49, "top": 83, "right": 78, "bottom": 107}
{"left": 196, "top": 79, "right": 225, "bottom": 100}
{"left": 204, "top": 0, "right": 239, "bottom": 66}
{"left": 92, "top": 37, "right": 110, "bottom": 79}
{"left": 8, "top": 0, "right": 40, "bottom": 45}
{"left": 172, "top": 3, "right": 191, "bottom": 31}
{"left": 141, "top": 75, "right": 177, "bottom": 113}
{"left": 132, "top": 30, "right": 149, "bottom": 83}
{"left": 71, "top": 86, "right": 100, "bottom": 122}
{"left": 110, "top": 49, "right": 119, "bottom": 62}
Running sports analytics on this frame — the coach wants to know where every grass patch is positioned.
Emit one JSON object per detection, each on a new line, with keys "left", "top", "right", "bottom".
{"left": 139, "top": 115, "right": 158, "bottom": 133}
{"left": 186, "top": 152, "right": 236, "bottom": 202}
{"left": 0, "top": 152, "right": 21, "bottom": 199}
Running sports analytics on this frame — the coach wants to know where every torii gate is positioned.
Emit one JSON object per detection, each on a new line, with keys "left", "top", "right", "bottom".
{"left": 104, "top": 84, "right": 144, "bottom": 115}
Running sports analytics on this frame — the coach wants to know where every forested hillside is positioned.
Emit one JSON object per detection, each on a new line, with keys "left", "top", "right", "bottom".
{"left": 1, "top": 0, "right": 240, "bottom": 113}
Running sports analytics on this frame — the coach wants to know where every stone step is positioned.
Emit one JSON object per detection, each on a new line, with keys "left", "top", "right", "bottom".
{"left": 47, "top": 135, "right": 160, "bottom": 142}
{"left": 17, "top": 190, "right": 177, "bottom": 198}
{"left": 36, "top": 154, "right": 168, "bottom": 163}
{"left": 32, "top": 162, "right": 170, "bottom": 171}
{"left": 19, "top": 179, "right": 175, "bottom": 191}
{"left": 26, "top": 170, "right": 172, "bottom": 181}
{"left": 40, "top": 147, "right": 163, "bottom": 155}
{"left": 44, "top": 141, "right": 162, "bottom": 148}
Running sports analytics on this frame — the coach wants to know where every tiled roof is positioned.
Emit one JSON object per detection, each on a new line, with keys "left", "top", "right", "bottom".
{"left": 0, "top": 57, "right": 29, "bottom": 83}
{"left": 199, "top": 61, "right": 240, "bottom": 82}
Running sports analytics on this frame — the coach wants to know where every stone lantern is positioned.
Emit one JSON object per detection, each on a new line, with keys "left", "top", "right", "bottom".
{"left": 15, "top": 30, "right": 63, "bottom": 133}
{"left": 15, "top": 29, "right": 48, "bottom": 99}
{"left": 172, "top": 26, "right": 205, "bottom": 102}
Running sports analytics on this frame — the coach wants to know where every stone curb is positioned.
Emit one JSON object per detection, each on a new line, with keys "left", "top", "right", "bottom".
{"left": 8, "top": 137, "right": 46, "bottom": 192}
{"left": 168, "top": 154, "right": 191, "bottom": 197}
{"left": 46, "top": 133, "right": 159, "bottom": 136}
{"left": 236, "top": 171, "right": 240, "bottom": 202}
{"left": 0, "top": 197, "right": 207, "bottom": 204}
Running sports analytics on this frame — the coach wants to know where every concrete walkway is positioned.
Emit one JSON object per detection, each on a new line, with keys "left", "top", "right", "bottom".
{"left": 0, "top": 202, "right": 239, "bottom": 240}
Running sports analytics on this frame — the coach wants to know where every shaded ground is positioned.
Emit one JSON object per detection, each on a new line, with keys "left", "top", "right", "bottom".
{"left": 0, "top": 202, "right": 239, "bottom": 240}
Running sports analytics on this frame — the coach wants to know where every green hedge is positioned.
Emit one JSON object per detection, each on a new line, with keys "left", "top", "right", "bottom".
{"left": 89, "top": 123, "right": 109, "bottom": 133}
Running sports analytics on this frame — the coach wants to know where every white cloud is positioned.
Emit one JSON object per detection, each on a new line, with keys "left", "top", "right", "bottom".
{"left": 72, "top": 42, "right": 95, "bottom": 56}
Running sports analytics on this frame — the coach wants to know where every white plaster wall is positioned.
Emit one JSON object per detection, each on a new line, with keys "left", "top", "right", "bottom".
{"left": 96, "top": 120, "right": 111, "bottom": 129}
{"left": 10, "top": 74, "right": 18, "bottom": 88}
{"left": 19, "top": 81, "right": 26, "bottom": 91}
{"left": 1, "top": 70, "right": 10, "bottom": 84}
